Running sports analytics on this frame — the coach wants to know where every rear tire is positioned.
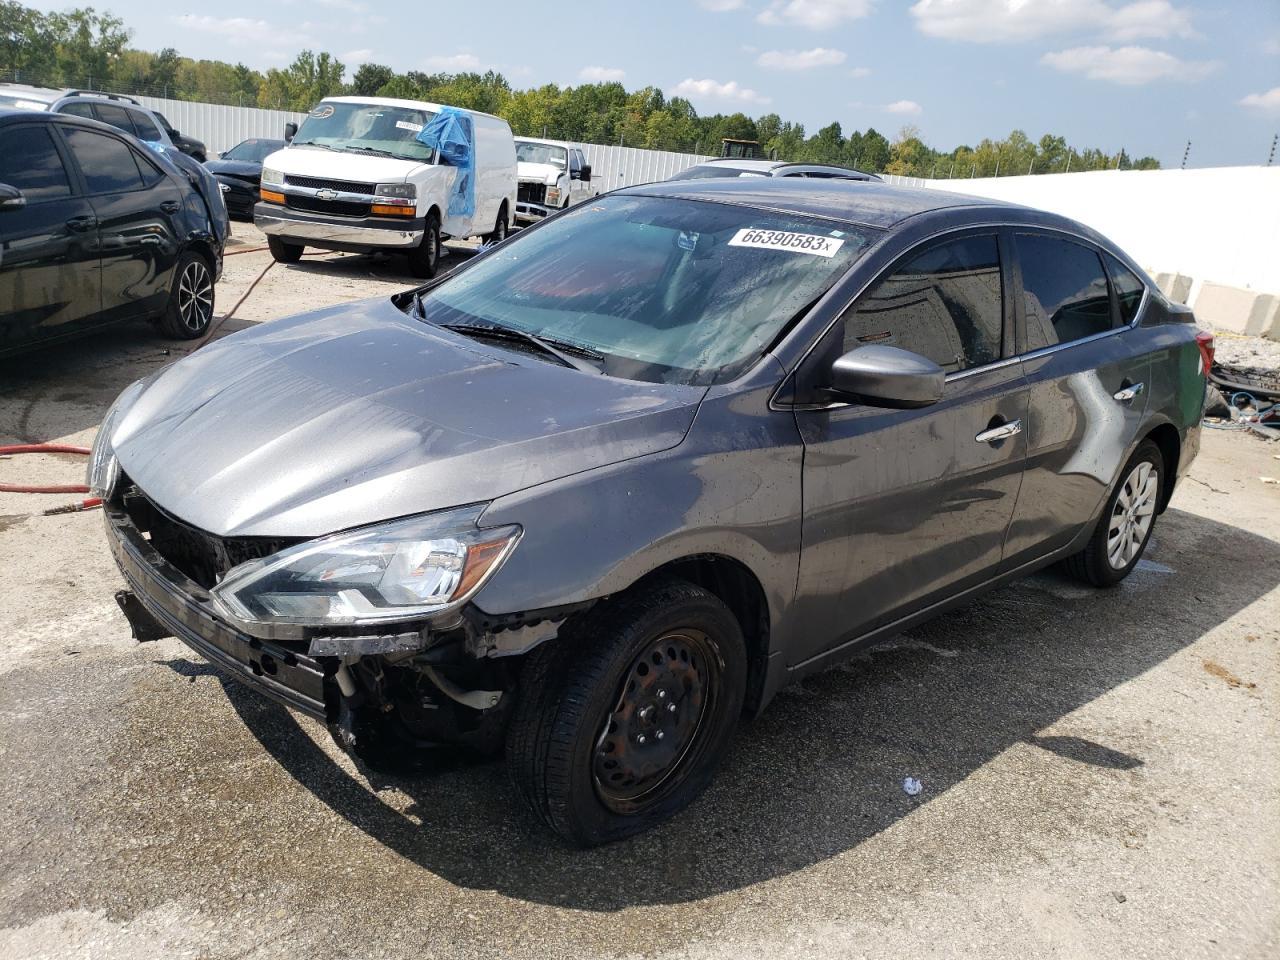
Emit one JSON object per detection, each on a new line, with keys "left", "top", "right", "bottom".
{"left": 160, "top": 251, "right": 215, "bottom": 339}
{"left": 1063, "top": 440, "right": 1164, "bottom": 587}
{"left": 267, "top": 237, "right": 303, "bottom": 263}
{"left": 407, "top": 210, "right": 441, "bottom": 279}
{"left": 483, "top": 205, "right": 508, "bottom": 244}
{"left": 506, "top": 579, "right": 746, "bottom": 847}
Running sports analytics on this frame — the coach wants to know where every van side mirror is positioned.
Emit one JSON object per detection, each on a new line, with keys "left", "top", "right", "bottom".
{"left": 284, "top": 122, "right": 298, "bottom": 142}
{"left": 0, "top": 183, "right": 26, "bottom": 212}
{"left": 828, "top": 345, "right": 944, "bottom": 409}
{"left": 575, "top": 164, "right": 592, "bottom": 183}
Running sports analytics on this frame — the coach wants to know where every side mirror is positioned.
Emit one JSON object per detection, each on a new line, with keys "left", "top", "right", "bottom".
{"left": 578, "top": 164, "right": 592, "bottom": 183}
{"left": 0, "top": 183, "right": 26, "bottom": 212}
{"left": 829, "top": 344, "right": 944, "bottom": 409}
{"left": 284, "top": 122, "right": 298, "bottom": 142}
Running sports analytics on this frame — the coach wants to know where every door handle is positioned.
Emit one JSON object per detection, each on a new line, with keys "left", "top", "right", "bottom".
{"left": 160, "top": 200, "right": 181, "bottom": 214}
{"left": 976, "top": 419, "right": 1022, "bottom": 444}
{"left": 1113, "top": 382, "right": 1145, "bottom": 402}
{"left": 65, "top": 215, "right": 97, "bottom": 232}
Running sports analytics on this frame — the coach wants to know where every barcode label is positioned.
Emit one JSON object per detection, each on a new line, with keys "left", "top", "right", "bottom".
{"left": 727, "top": 228, "right": 845, "bottom": 258}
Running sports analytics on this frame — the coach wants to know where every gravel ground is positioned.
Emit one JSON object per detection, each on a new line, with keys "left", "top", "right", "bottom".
{"left": 0, "top": 226, "right": 1277, "bottom": 959}
{"left": 1211, "top": 333, "right": 1280, "bottom": 381}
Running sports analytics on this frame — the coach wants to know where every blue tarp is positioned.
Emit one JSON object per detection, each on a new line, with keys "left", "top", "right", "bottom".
{"left": 417, "top": 108, "right": 475, "bottom": 218}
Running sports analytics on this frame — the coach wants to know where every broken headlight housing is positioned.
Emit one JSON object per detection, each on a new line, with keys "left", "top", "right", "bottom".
{"left": 211, "top": 506, "right": 520, "bottom": 628}
{"left": 86, "top": 379, "right": 144, "bottom": 498}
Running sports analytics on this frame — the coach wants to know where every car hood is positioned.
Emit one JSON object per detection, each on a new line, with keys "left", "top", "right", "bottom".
{"left": 262, "top": 146, "right": 429, "bottom": 183}
{"left": 111, "top": 298, "right": 705, "bottom": 539}
{"left": 205, "top": 159, "right": 261, "bottom": 179}
{"left": 517, "top": 161, "right": 564, "bottom": 184}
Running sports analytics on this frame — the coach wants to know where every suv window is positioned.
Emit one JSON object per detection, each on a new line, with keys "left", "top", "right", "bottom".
{"left": 1018, "top": 234, "right": 1114, "bottom": 349}
{"left": 1106, "top": 255, "right": 1146, "bottom": 326}
{"left": 93, "top": 103, "right": 135, "bottom": 136}
{"left": 128, "top": 109, "right": 163, "bottom": 142}
{"left": 59, "top": 102, "right": 97, "bottom": 120}
{"left": 843, "top": 234, "right": 1004, "bottom": 374}
{"left": 0, "top": 125, "right": 72, "bottom": 200}
{"left": 62, "top": 128, "right": 145, "bottom": 193}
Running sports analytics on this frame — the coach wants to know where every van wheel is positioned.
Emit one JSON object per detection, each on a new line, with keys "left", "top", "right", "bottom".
{"left": 408, "top": 211, "right": 441, "bottom": 279}
{"left": 484, "top": 206, "right": 508, "bottom": 244}
{"left": 506, "top": 579, "right": 746, "bottom": 846}
{"left": 267, "top": 237, "right": 303, "bottom": 263}
{"left": 160, "top": 252, "right": 214, "bottom": 339}
{"left": 1063, "top": 440, "right": 1164, "bottom": 587}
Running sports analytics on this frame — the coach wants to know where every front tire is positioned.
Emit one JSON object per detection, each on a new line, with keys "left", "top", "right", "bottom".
{"left": 407, "top": 210, "right": 441, "bottom": 279}
{"left": 267, "top": 237, "right": 303, "bottom": 263}
{"left": 507, "top": 579, "right": 746, "bottom": 846}
{"left": 160, "top": 251, "right": 215, "bottom": 339}
{"left": 1063, "top": 440, "right": 1164, "bottom": 587}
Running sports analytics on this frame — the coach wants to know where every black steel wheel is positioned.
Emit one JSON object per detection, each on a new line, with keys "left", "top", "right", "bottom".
{"left": 484, "top": 205, "right": 508, "bottom": 244}
{"left": 160, "top": 252, "right": 215, "bottom": 339}
{"left": 267, "top": 236, "right": 304, "bottom": 263}
{"left": 408, "top": 210, "right": 441, "bottom": 278}
{"left": 507, "top": 579, "right": 746, "bottom": 846}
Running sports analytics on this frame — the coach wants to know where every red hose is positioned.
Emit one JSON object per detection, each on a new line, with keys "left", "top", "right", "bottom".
{"left": 0, "top": 442, "right": 92, "bottom": 495}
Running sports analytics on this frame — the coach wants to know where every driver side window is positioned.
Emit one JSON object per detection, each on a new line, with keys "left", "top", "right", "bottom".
{"left": 841, "top": 234, "right": 1005, "bottom": 375}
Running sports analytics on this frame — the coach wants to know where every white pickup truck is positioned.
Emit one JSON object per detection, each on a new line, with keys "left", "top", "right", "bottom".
{"left": 514, "top": 138, "right": 599, "bottom": 225}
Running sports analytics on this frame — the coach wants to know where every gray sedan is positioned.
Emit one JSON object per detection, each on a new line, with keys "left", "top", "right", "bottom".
{"left": 94, "top": 178, "right": 1208, "bottom": 845}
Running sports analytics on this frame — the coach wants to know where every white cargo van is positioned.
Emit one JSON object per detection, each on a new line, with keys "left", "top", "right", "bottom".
{"left": 255, "top": 97, "right": 517, "bottom": 278}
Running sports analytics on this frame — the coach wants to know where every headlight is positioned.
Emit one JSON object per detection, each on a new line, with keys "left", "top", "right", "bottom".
{"left": 374, "top": 182, "right": 416, "bottom": 200}
{"left": 211, "top": 507, "right": 520, "bottom": 628}
{"left": 86, "top": 380, "right": 144, "bottom": 497}
{"left": 545, "top": 185, "right": 562, "bottom": 205}
{"left": 260, "top": 166, "right": 283, "bottom": 186}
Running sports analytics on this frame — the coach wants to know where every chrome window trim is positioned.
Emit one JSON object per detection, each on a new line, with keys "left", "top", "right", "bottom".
{"left": 771, "top": 219, "right": 1149, "bottom": 411}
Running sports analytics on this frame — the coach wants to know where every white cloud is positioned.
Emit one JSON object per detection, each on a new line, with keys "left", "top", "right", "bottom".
{"left": 1041, "top": 45, "right": 1216, "bottom": 84}
{"left": 756, "top": 47, "right": 847, "bottom": 70}
{"left": 424, "top": 52, "right": 482, "bottom": 71}
{"left": 884, "top": 99, "right": 923, "bottom": 115}
{"left": 909, "top": 0, "right": 1193, "bottom": 44}
{"left": 698, "top": 0, "right": 745, "bottom": 10}
{"left": 758, "top": 0, "right": 875, "bottom": 30}
{"left": 341, "top": 48, "right": 374, "bottom": 65}
{"left": 172, "top": 15, "right": 271, "bottom": 44}
{"left": 671, "top": 77, "right": 771, "bottom": 105}
{"left": 849, "top": 66, "right": 872, "bottom": 78}
{"left": 1264, "top": 36, "right": 1280, "bottom": 55}
{"left": 1239, "top": 87, "right": 1280, "bottom": 112}
{"left": 579, "top": 65, "right": 626, "bottom": 82}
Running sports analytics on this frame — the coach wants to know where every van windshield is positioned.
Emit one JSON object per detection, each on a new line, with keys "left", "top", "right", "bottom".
{"left": 292, "top": 102, "right": 435, "bottom": 162}
{"left": 418, "top": 195, "right": 876, "bottom": 385}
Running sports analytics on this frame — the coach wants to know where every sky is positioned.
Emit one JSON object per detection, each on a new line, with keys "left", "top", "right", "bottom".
{"left": 27, "top": 0, "right": 1280, "bottom": 168}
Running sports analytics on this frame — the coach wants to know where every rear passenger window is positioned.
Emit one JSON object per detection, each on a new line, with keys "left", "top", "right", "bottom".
{"left": 1018, "top": 234, "right": 1113, "bottom": 349}
{"left": 94, "top": 104, "right": 135, "bottom": 135}
{"left": 1106, "top": 255, "right": 1146, "bottom": 326}
{"left": 62, "top": 128, "right": 145, "bottom": 193}
{"left": 0, "top": 126, "right": 72, "bottom": 200}
{"left": 843, "top": 235, "right": 1004, "bottom": 374}
{"left": 129, "top": 110, "right": 162, "bottom": 142}
{"left": 58, "top": 102, "right": 96, "bottom": 120}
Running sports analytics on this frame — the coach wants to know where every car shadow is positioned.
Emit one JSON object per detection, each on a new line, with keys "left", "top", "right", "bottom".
{"left": 222, "top": 504, "right": 1277, "bottom": 911}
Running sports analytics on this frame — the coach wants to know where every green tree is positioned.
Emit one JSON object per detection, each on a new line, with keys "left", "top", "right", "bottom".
{"left": 350, "top": 62, "right": 393, "bottom": 96}
{"left": 259, "top": 50, "right": 345, "bottom": 111}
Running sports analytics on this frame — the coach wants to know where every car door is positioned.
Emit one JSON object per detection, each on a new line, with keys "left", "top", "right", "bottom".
{"left": 791, "top": 231, "right": 1028, "bottom": 664}
{"left": 57, "top": 125, "right": 184, "bottom": 322}
{"left": 1002, "top": 231, "right": 1152, "bottom": 566}
{"left": 0, "top": 121, "right": 102, "bottom": 351}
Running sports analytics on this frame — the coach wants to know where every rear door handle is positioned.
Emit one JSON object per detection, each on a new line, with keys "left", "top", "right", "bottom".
{"left": 160, "top": 200, "right": 181, "bottom": 214}
{"left": 65, "top": 215, "right": 97, "bottom": 232}
{"left": 976, "top": 419, "right": 1022, "bottom": 444}
{"left": 1114, "top": 382, "right": 1145, "bottom": 402}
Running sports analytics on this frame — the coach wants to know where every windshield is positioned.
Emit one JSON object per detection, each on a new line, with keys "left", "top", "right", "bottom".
{"left": 669, "top": 165, "right": 771, "bottom": 181}
{"left": 516, "top": 142, "right": 568, "bottom": 168}
{"left": 292, "top": 101, "right": 435, "bottom": 162}
{"left": 224, "top": 139, "right": 286, "bottom": 163}
{"left": 419, "top": 195, "right": 874, "bottom": 385}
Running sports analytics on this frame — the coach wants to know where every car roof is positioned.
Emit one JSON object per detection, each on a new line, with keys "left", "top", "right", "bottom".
{"left": 699, "top": 159, "right": 781, "bottom": 173}
{"left": 621, "top": 177, "right": 1022, "bottom": 230}
{"left": 515, "top": 137, "right": 578, "bottom": 150}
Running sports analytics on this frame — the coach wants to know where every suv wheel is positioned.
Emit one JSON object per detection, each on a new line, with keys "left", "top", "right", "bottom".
{"left": 267, "top": 237, "right": 304, "bottom": 264}
{"left": 160, "top": 252, "right": 215, "bottom": 339}
{"left": 1063, "top": 440, "right": 1164, "bottom": 587}
{"left": 407, "top": 210, "right": 441, "bottom": 278}
{"left": 507, "top": 579, "right": 746, "bottom": 846}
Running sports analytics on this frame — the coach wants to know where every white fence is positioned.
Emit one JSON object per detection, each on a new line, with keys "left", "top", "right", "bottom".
{"left": 571, "top": 144, "right": 710, "bottom": 191}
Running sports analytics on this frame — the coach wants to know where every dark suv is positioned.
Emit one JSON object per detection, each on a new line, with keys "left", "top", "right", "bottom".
{"left": 0, "top": 109, "right": 227, "bottom": 357}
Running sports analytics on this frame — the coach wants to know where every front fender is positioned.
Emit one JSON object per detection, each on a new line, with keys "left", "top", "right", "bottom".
{"left": 472, "top": 373, "right": 803, "bottom": 650}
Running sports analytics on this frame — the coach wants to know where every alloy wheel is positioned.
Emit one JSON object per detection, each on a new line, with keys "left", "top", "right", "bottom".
{"left": 177, "top": 259, "right": 213, "bottom": 333}
{"left": 1107, "top": 460, "right": 1158, "bottom": 569}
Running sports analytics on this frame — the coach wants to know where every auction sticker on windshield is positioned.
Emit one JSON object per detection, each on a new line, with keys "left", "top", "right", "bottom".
{"left": 728, "top": 228, "right": 845, "bottom": 258}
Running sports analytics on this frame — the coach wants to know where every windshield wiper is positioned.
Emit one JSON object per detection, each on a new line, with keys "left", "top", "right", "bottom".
{"left": 340, "top": 145, "right": 402, "bottom": 159}
{"left": 291, "top": 141, "right": 335, "bottom": 151}
{"left": 439, "top": 321, "right": 602, "bottom": 374}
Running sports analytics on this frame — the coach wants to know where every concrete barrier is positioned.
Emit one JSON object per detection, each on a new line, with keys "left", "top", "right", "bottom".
{"left": 1191, "top": 283, "right": 1279, "bottom": 338}
{"left": 1154, "top": 273, "right": 1193, "bottom": 304}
